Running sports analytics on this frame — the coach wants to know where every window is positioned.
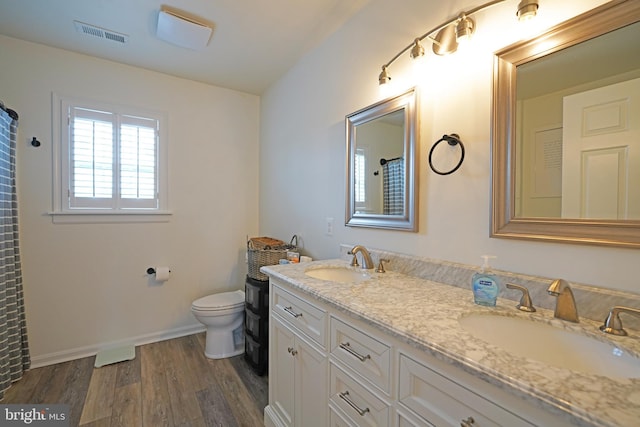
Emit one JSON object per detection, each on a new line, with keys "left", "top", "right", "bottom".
{"left": 354, "top": 148, "right": 367, "bottom": 211}
{"left": 53, "top": 95, "right": 169, "bottom": 222}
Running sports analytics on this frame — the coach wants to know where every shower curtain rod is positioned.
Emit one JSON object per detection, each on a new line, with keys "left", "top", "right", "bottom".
{"left": 0, "top": 101, "right": 19, "bottom": 120}
{"left": 379, "top": 156, "right": 402, "bottom": 166}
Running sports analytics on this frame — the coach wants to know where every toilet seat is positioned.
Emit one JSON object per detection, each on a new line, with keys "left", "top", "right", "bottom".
{"left": 192, "top": 290, "right": 245, "bottom": 312}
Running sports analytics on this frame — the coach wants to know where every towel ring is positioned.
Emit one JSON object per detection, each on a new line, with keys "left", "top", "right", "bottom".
{"left": 428, "top": 133, "right": 465, "bottom": 175}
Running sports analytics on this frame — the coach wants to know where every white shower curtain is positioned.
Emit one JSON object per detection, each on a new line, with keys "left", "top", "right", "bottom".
{"left": 0, "top": 103, "right": 30, "bottom": 399}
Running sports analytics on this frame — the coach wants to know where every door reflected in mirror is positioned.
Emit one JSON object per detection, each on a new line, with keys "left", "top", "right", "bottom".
{"left": 515, "top": 21, "right": 640, "bottom": 220}
{"left": 346, "top": 88, "right": 417, "bottom": 231}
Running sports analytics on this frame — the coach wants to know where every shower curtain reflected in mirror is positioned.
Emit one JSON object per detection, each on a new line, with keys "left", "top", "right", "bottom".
{"left": 382, "top": 158, "right": 404, "bottom": 215}
{"left": 0, "top": 103, "right": 30, "bottom": 399}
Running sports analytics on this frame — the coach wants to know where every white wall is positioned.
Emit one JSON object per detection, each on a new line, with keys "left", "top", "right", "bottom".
{"left": 259, "top": 0, "right": 639, "bottom": 292}
{"left": 0, "top": 35, "right": 260, "bottom": 365}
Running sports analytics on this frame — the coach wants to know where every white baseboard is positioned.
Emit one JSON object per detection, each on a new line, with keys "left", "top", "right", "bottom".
{"left": 29, "top": 324, "right": 206, "bottom": 368}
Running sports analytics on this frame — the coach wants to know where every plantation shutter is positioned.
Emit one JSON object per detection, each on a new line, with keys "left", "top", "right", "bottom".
{"left": 119, "top": 115, "right": 158, "bottom": 209}
{"left": 68, "top": 107, "right": 159, "bottom": 210}
{"left": 69, "top": 107, "right": 115, "bottom": 209}
{"left": 355, "top": 149, "right": 366, "bottom": 204}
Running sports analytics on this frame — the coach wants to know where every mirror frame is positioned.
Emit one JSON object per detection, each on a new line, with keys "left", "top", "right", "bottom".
{"left": 491, "top": 0, "right": 640, "bottom": 248}
{"left": 345, "top": 87, "right": 418, "bottom": 231}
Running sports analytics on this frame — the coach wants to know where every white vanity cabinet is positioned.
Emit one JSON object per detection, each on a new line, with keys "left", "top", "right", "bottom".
{"left": 267, "top": 282, "right": 328, "bottom": 427}
{"left": 265, "top": 277, "right": 575, "bottom": 427}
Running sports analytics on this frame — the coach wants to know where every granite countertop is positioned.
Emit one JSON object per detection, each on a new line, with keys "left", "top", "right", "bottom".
{"left": 262, "top": 259, "right": 640, "bottom": 427}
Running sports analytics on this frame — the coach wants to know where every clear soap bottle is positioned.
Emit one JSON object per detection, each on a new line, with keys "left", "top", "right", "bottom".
{"left": 472, "top": 255, "right": 499, "bottom": 306}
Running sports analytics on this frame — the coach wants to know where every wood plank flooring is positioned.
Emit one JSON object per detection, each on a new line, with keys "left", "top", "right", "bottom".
{"left": 0, "top": 333, "right": 268, "bottom": 427}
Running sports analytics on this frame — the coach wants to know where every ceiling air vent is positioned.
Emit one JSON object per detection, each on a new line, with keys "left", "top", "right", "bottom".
{"left": 73, "top": 21, "right": 129, "bottom": 44}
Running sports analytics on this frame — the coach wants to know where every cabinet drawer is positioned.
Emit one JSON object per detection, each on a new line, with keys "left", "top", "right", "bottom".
{"left": 245, "top": 276, "right": 269, "bottom": 314}
{"left": 396, "top": 407, "right": 432, "bottom": 427}
{"left": 330, "top": 362, "right": 390, "bottom": 427}
{"left": 244, "top": 334, "right": 267, "bottom": 376}
{"left": 398, "top": 354, "right": 534, "bottom": 427}
{"left": 330, "top": 316, "right": 391, "bottom": 394}
{"left": 272, "top": 284, "right": 327, "bottom": 348}
{"left": 330, "top": 406, "right": 355, "bottom": 427}
{"left": 245, "top": 309, "right": 268, "bottom": 343}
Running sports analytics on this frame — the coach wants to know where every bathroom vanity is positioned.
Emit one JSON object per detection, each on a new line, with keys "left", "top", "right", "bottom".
{"left": 261, "top": 252, "right": 640, "bottom": 427}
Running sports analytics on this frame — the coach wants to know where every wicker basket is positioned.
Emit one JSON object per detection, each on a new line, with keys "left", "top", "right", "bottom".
{"left": 247, "top": 235, "right": 298, "bottom": 281}
{"left": 248, "top": 236, "right": 284, "bottom": 249}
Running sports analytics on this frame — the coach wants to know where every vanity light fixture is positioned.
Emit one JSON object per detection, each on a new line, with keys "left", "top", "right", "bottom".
{"left": 410, "top": 38, "right": 425, "bottom": 59}
{"left": 431, "top": 24, "right": 459, "bottom": 56}
{"left": 378, "top": 0, "right": 539, "bottom": 84}
{"left": 455, "top": 14, "right": 475, "bottom": 43}
{"left": 517, "top": 0, "right": 539, "bottom": 21}
{"left": 378, "top": 65, "right": 392, "bottom": 84}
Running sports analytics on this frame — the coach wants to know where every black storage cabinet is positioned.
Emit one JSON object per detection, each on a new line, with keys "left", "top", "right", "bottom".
{"left": 244, "top": 275, "right": 269, "bottom": 375}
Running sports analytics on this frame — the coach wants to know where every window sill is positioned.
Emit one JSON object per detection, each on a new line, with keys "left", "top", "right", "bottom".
{"left": 48, "top": 211, "right": 172, "bottom": 224}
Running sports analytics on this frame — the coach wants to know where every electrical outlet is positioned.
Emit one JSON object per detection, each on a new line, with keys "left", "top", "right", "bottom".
{"left": 326, "top": 217, "right": 334, "bottom": 236}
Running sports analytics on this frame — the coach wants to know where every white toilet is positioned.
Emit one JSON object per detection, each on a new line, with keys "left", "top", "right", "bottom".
{"left": 191, "top": 289, "right": 245, "bottom": 359}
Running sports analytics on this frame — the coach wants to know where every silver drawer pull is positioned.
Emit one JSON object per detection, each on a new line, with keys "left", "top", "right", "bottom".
{"left": 283, "top": 306, "right": 302, "bottom": 318}
{"left": 287, "top": 347, "right": 298, "bottom": 356}
{"left": 338, "top": 391, "right": 369, "bottom": 416}
{"left": 339, "top": 342, "right": 371, "bottom": 362}
{"left": 460, "top": 416, "right": 475, "bottom": 427}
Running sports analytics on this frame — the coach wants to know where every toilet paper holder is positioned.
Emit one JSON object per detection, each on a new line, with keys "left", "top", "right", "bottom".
{"left": 146, "top": 267, "right": 171, "bottom": 275}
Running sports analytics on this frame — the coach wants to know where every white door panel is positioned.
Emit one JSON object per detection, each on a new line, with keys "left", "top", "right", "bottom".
{"left": 562, "top": 77, "right": 640, "bottom": 219}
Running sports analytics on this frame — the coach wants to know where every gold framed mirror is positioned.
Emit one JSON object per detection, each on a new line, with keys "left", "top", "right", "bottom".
{"left": 345, "top": 88, "right": 418, "bottom": 231}
{"left": 491, "top": 0, "right": 640, "bottom": 248}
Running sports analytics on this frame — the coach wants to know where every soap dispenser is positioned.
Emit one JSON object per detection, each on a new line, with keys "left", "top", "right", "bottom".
{"left": 472, "top": 255, "right": 499, "bottom": 306}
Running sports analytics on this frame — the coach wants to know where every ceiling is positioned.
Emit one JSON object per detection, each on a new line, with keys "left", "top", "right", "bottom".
{"left": 0, "top": 0, "right": 371, "bottom": 95}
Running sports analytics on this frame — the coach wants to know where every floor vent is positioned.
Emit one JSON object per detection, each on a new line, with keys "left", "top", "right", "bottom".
{"left": 74, "top": 20, "right": 129, "bottom": 44}
{"left": 94, "top": 344, "right": 135, "bottom": 367}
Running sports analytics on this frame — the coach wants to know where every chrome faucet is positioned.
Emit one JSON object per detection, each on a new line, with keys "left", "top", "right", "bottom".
{"left": 547, "top": 279, "right": 579, "bottom": 323}
{"left": 600, "top": 306, "right": 640, "bottom": 336}
{"left": 348, "top": 245, "right": 374, "bottom": 269}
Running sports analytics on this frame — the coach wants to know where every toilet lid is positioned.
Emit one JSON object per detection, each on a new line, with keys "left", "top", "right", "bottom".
{"left": 192, "top": 290, "right": 245, "bottom": 311}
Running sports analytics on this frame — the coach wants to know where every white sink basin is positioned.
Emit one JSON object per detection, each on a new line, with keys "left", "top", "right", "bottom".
{"left": 459, "top": 313, "right": 640, "bottom": 378}
{"left": 305, "top": 267, "right": 371, "bottom": 284}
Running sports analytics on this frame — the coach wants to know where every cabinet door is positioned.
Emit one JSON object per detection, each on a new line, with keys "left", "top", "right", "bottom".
{"left": 296, "top": 333, "right": 328, "bottom": 427}
{"left": 272, "top": 315, "right": 328, "bottom": 427}
{"left": 271, "top": 316, "right": 296, "bottom": 426}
